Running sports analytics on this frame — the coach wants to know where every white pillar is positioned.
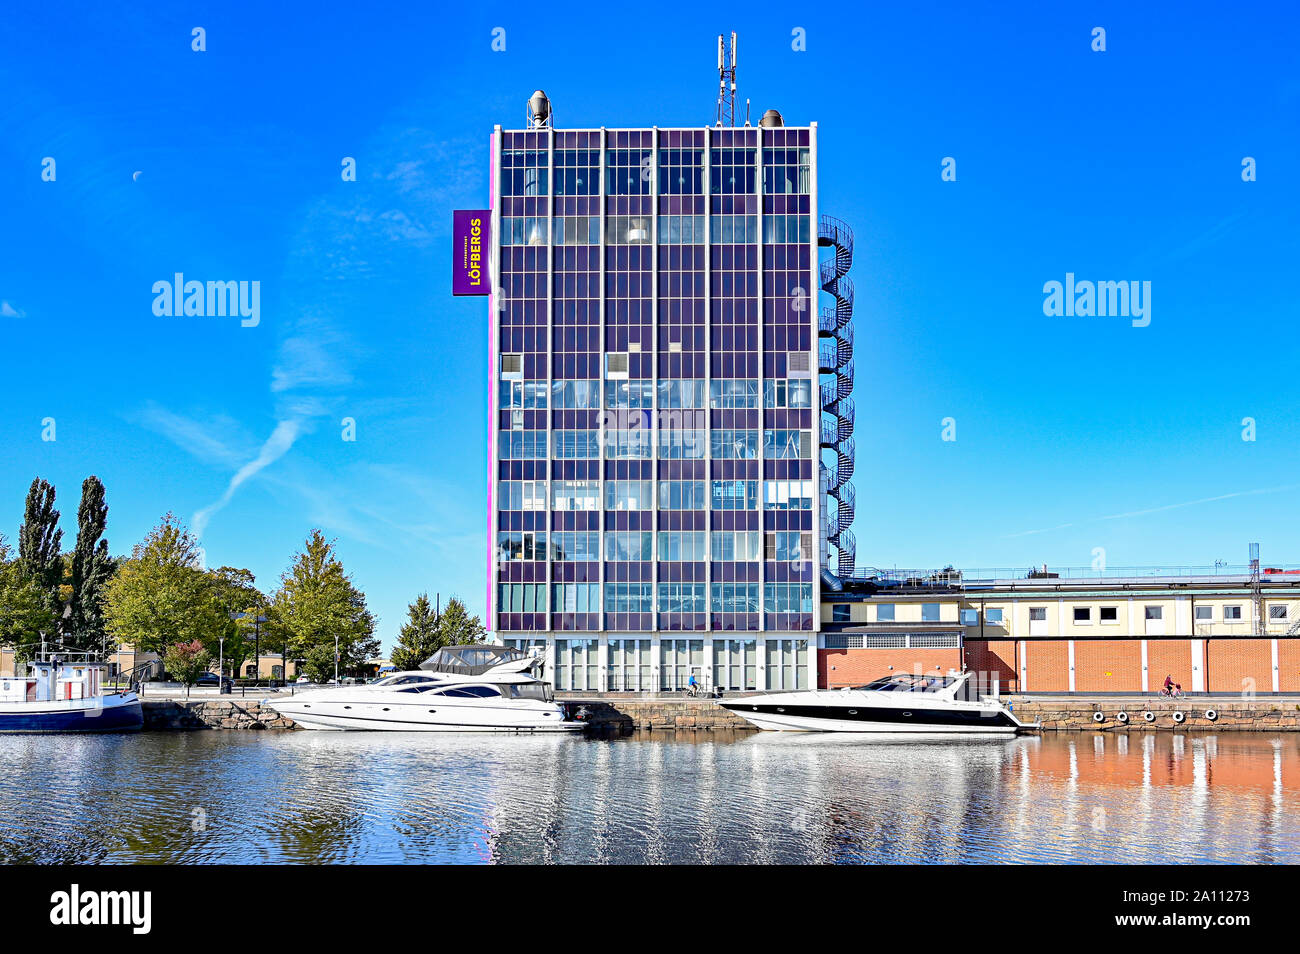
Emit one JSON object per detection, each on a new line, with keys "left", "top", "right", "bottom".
{"left": 1190, "top": 639, "right": 1206, "bottom": 692}
{"left": 1140, "top": 640, "right": 1149, "bottom": 692}
{"left": 1018, "top": 640, "right": 1028, "bottom": 692}
{"left": 1067, "top": 639, "right": 1076, "bottom": 692}
{"left": 1272, "top": 638, "right": 1280, "bottom": 692}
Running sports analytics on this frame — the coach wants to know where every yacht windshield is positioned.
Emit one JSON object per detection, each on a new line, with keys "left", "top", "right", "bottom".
{"left": 859, "top": 674, "right": 956, "bottom": 693}
{"left": 505, "top": 683, "right": 554, "bottom": 701}
{"left": 374, "top": 674, "right": 437, "bottom": 687}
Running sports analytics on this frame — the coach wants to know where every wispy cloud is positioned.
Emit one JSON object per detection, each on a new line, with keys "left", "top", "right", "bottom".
{"left": 193, "top": 419, "right": 304, "bottom": 536}
{"left": 1003, "top": 484, "right": 1300, "bottom": 538}
{"left": 1, "top": 300, "right": 26, "bottom": 318}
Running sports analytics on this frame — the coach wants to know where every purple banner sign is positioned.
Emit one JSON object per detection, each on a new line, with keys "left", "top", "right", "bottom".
{"left": 452, "top": 210, "right": 490, "bottom": 296}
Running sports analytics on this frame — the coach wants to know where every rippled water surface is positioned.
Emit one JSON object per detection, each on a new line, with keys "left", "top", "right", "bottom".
{"left": 0, "top": 731, "right": 1296, "bottom": 863}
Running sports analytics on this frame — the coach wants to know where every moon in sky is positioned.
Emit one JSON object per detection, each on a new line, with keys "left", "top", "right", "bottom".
{"left": 132, "top": 170, "right": 142, "bottom": 181}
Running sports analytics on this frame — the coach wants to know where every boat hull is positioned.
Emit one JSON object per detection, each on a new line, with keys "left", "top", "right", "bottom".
{"left": 721, "top": 701, "right": 1023, "bottom": 734}
{"left": 0, "top": 693, "right": 143, "bottom": 734}
{"left": 267, "top": 697, "right": 585, "bottom": 733}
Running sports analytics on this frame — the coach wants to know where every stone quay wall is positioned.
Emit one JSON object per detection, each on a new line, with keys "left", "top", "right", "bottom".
{"left": 1008, "top": 697, "right": 1300, "bottom": 731}
{"left": 142, "top": 699, "right": 298, "bottom": 730}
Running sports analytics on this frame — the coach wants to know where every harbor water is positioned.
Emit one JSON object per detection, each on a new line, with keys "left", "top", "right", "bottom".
{"left": 1, "top": 731, "right": 1297, "bottom": 864}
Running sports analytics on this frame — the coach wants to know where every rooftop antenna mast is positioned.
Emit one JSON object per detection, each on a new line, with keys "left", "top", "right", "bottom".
{"left": 715, "top": 32, "right": 737, "bottom": 126}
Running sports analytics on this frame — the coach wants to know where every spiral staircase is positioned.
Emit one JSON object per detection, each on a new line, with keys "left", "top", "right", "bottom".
{"left": 818, "top": 215, "right": 856, "bottom": 577}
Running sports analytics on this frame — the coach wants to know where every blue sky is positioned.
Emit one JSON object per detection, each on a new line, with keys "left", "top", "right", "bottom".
{"left": 2, "top": 2, "right": 1297, "bottom": 651}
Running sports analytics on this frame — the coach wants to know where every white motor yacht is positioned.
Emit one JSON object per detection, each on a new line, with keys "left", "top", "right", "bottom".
{"left": 266, "top": 645, "right": 585, "bottom": 732}
{"left": 719, "top": 671, "right": 1029, "bottom": 735}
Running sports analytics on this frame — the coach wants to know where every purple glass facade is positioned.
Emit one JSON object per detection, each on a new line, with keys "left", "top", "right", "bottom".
{"left": 487, "top": 122, "right": 820, "bottom": 692}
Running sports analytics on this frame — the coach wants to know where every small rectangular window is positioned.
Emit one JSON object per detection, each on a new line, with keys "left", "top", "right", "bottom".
{"left": 876, "top": 603, "right": 895, "bottom": 622}
{"left": 1099, "top": 606, "right": 1118, "bottom": 622}
{"left": 985, "top": 607, "right": 1004, "bottom": 624}
{"left": 1224, "top": 605, "right": 1243, "bottom": 620}
{"left": 1269, "top": 605, "right": 1288, "bottom": 620}
{"left": 831, "top": 604, "right": 850, "bottom": 623}
{"left": 960, "top": 608, "right": 978, "bottom": 626}
{"left": 1195, "top": 605, "right": 1213, "bottom": 621}
{"left": 921, "top": 603, "right": 941, "bottom": 622}
{"left": 1144, "top": 606, "right": 1163, "bottom": 620}
{"left": 1073, "top": 607, "right": 1091, "bottom": 623}
{"left": 1029, "top": 607, "right": 1047, "bottom": 621}
{"left": 605, "top": 352, "right": 628, "bottom": 378}
{"left": 500, "top": 353, "right": 522, "bottom": 376}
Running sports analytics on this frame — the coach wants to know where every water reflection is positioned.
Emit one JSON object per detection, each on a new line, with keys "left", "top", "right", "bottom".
{"left": 0, "top": 731, "right": 1295, "bottom": 864}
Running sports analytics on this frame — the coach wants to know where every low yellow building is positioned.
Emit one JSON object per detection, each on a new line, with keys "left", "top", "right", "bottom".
{"left": 820, "top": 568, "right": 1300, "bottom": 693}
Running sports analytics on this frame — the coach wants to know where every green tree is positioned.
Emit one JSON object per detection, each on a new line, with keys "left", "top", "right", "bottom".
{"left": 390, "top": 595, "right": 486, "bottom": 671}
{"left": 163, "top": 639, "right": 211, "bottom": 699}
{"left": 103, "top": 514, "right": 226, "bottom": 658}
{"left": 67, "top": 476, "right": 116, "bottom": 653}
{"left": 18, "top": 478, "right": 63, "bottom": 620}
{"left": 390, "top": 594, "right": 439, "bottom": 671}
{"left": 0, "top": 536, "right": 57, "bottom": 659}
{"left": 434, "top": 596, "right": 486, "bottom": 647}
{"left": 207, "top": 566, "right": 265, "bottom": 679}
{"left": 267, "top": 530, "right": 378, "bottom": 683}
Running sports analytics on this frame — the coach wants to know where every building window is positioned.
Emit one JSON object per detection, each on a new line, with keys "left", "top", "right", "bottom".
{"left": 711, "top": 583, "right": 759, "bottom": 613}
{"left": 550, "top": 532, "right": 599, "bottom": 562}
{"left": 604, "top": 531, "right": 652, "bottom": 562}
{"left": 657, "top": 582, "right": 705, "bottom": 613}
{"left": 552, "top": 583, "right": 600, "bottom": 613}
{"left": 763, "top": 531, "right": 812, "bottom": 563}
{"left": 497, "top": 583, "right": 548, "bottom": 613}
{"left": 1144, "top": 606, "right": 1163, "bottom": 620}
{"left": 1224, "top": 605, "right": 1243, "bottom": 621}
{"left": 831, "top": 604, "right": 850, "bottom": 623}
{"left": 1029, "top": 607, "right": 1047, "bottom": 621}
{"left": 657, "top": 214, "right": 706, "bottom": 244}
{"left": 763, "top": 583, "right": 813, "bottom": 614}
{"left": 877, "top": 603, "right": 895, "bottom": 622}
{"left": 1099, "top": 606, "right": 1118, "bottom": 623}
{"left": 709, "top": 214, "right": 758, "bottom": 243}
{"left": 1073, "top": 607, "right": 1092, "bottom": 623}
{"left": 605, "top": 148, "right": 652, "bottom": 195}
{"left": 500, "top": 149, "right": 548, "bottom": 197}
{"left": 605, "top": 480, "right": 654, "bottom": 511}
{"left": 761, "top": 214, "right": 811, "bottom": 243}
{"left": 1195, "top": 605, "right": 1213, "bottom": 621}
{"left": 603, "top": 582, "right": 653, "bottom": 613}
{"left": 496, "top": 531, "right": 548, "bottom": 561}
{"left": 711, "top": 480, "right": 758, "bottom": 511}
{"left": 921, "top": 603, "right": 941, "bottom": 622}
{"left": 658, "top": 480, "right": 707, "bottom": 510}
{"left": 763, "top": 378, "right": 813, "bottom": 408}
{"left": 762, "top": 429, "right": 813, "bottom": 460}
{"left": 709, "top": 531, "right": 761, "bottom": 562}
{"left": 1270, "top": 605, "right": 1289, "bottom": 621}
{"left": 500, "top": 353, "right": 522, "bottom": 376}
{"left": 657, "top": 532, "right": 707, "bottom": 562}
{"left": 763, "top": 480, "right": 816, "bottom": 511}
{"left": 960, "top": 608, "right": 978, "bottom": 626}
{"left": 709, "top": 379, "right": 759, "bottom": 409}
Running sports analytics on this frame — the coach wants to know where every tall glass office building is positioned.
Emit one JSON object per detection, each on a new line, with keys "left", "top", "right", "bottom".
{"left": 486, "top": 107, "right": 831, "bottom": 692}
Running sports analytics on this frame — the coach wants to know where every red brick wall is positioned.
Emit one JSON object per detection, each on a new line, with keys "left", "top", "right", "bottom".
{"left": 1024, "top": 640, "right": 1069, "bottom": 691}
{"left": 1279, "top": 640, "right": 1300, "bottom": 692}
{"left": 1207, "top": 639, "right": 1274, "bottom": 694}
{"left": 1074, "top": 640, "right": 1143, "bottom": 691}
{"left": 819, "top": 649, "right": 962, "bottom": 689}
{"left": 965, "top": 640, "right": 1018, "bottom": 692}
{"left": 1147, "top": 640, "right": 1192, "bottom": 692}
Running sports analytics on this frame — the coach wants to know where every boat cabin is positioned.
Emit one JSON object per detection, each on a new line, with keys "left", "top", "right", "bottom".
{"left": 419, "top": 645, "right": 531, "bottom": 676}
{"left": 0, "top": 660, "right": 107, "bottom": 704}
{"left": 855, "top": 673, "right": 962, "bottom": 693}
